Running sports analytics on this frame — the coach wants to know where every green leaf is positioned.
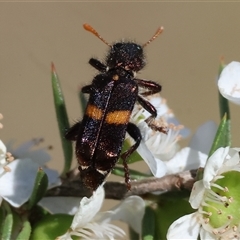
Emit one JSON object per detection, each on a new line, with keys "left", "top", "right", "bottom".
{"left": 30, "top": 214, "right": 73, "bottom": 240}
{"left": 11, "top": 210, "right": 23, "bottom": 240}
{"left": 119, "top": 139, "right": 143, "bottom": 164}
{"left": 112, "top": 166, "right": 151, "bottom": 180}
{"left": 29, "top": 205, "right": 51, "bottom": 227}
{"left": 27, "top": 168, "right": 48, "bottom": 209}
{"left": 155, "top": 197, "right": 193, "bottom": 239}
{"left": 208, "top": 114, "right": 231, "bottom": 157}
{"left": 51, "top": 63, "right": 73, "bottom": 176}
{"left": 0, "top": 202, "right": 13, "bottom": 240}
{"left": 16, "top": 221, "right": 31, "bottom": 240}
{"left": 218, "top": 91, "right": 230, "bottom": 121}
{"left": 142, "top": 206, "right": 155, "bottom": 240}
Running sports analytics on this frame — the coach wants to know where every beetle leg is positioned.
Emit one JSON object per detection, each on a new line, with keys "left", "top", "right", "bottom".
{"left": 65, "top": 121, "right": 81, "bottom": 141}
{"left": 137, "top": 95, "right": 167, "bottom": 134}
{"left": 145, "top": 118, "right": 168, "bottom": 134}
{"left": 81, "top": 85, "right": 93, "bottom": 94}
{"left": 121, "top": 122, "right": 142, "bottom": 190}
{"left": 89, "top": 58, "right": 107, "bottom": 72}
{"left": 137, "top": 95, "right": 157, "bottom": 118}
{"left": 134, "top": 78, "right": 161, "bottom": 96}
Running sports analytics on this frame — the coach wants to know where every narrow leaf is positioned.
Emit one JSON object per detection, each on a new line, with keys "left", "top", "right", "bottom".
{"left": 208, "top": 114, "right": 230, "bottom": 158}
{"left": 27, "top": 168, "right": 48, "bottom": 209}
{"left": 51, "top": 63, "right": 73, "bottom": 176}
{"left": 142, "top": 206, "right": 155, "bottom": 240}
{"left": 112, "top": 166, "right": 151, "bottom": 180}
{"left": 16, "top": 221, "right": 31, "bottom": 240}
{"left": 0, "top": 202, "right": 13, "bottom": 240}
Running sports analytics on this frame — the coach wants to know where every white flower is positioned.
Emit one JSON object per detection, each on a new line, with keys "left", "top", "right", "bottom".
{"left": 189, "top": 121, "right": 218, "bottom": 155}
{"left": 167, "top": 147, "right": 240, "bottom": 239}
{"left": 38, "top": 197, "right": 80, "bottom": 215}
{"left": 131, "top": 93, "right": 217, "bottom": 178}
{"left": 57, "top": 185, "right": 145, "bottom": 240}
{"left": 218, "top": 61, "right": 240, "bottom": 105}
{"left": 0, "top": 139, "right": 14, "bottom": 205}
{"left": 131, "top": 94, "right": 189, "bottom": 160}
{"left": 7, "top": 139, "right": 60, "bottom": 189}
{"left": 7, "top": 138, "right": 51, "bottom": 166}
{"left": 164, "top": 121, "right": 217, "bottom": 175}
{"left": 0, "top": 138, "right": 60, "bottom": 207}
{"left": 130, "top": 94, "right": 189, "bottom": 177}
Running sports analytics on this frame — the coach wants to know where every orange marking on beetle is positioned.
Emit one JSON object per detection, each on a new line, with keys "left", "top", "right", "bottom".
{"left": 106, "top": 110, "right": 131, "bottom": 124}
{"left": 86, "top": 104, "right": 103, "bottom": 120}
{"left": 113, "top": 74, "right": 119, "bottom": 81}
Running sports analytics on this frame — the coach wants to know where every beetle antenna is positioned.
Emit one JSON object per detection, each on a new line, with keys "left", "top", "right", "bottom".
{"left": 83, "top": 23, "right": 111, "bottom": 47}
{"left": 142, "top": 26, "right": 164, "bottom": 48}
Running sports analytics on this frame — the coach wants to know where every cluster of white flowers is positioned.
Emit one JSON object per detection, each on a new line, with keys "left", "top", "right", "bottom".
{"left": 3, "top": 60, "right": 240, "bottom": 239}
{"left": 60, "top": 90, "right": 222, "bottom": 239}
{"left": 57, "top": 185, "right": 145, "bottom": 240}
{"left": 0, "top": 115, "right": 58, "bottom": 207}
{"left": 129, "top": 93, "right": 216, "bottom": 179}
{"left": 0, "top": 137, "right": 60, "bottom": 207}
{"left": 166, "top": 61, "right": 240, "bottom": 239}
{"left": 167, "top": 147, "right": 240, "bottom": 239}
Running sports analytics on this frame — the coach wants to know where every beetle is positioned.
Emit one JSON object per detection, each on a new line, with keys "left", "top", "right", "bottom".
{"left": 66, "top": 24, "right": 167, "bottom": 192}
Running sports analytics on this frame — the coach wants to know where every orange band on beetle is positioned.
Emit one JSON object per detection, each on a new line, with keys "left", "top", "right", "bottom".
{"left": 86, "top": 104, "right": 103, "bottom": 120}
{"left": 106, "top": 110, "right": 131, "bottom": 125}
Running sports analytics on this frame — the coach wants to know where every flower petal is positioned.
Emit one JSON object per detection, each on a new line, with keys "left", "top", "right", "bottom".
{"left": 225, "top": 147, "right": 240, "bottom": 167}
{"left": 189, "top": 121, "right": 217, "bottom": 155}
{"left": 7, "top": 139, "right": 51, "bottom": 165}
{"left": 200, "top": 227, "right": 215, "bottom": 240}
{"left": 0, "top": 158, "right": 40, "bottom": 207}
{"left": 218, "top": 61, "right": 240, "bottom": 105}
{"left": 43, "top": 168, "right": 61, "bottom": 189}
{"left": 203, "top": 147, "right": 230, "bottom": 189}
{"left": 137, "top": 142, "right": 165, "bottom": 177}
{"left": 39, "top": 197, "right": 80, "bottom": 215}
{"left": 155, "top": 158, "right": 168, "bottom": 178}
{"left": 189, "top": 180, "right": 205, "bottom": 209}
{"left": 71, "top": 185, "right": 104, "bottom": 230}
{"left": 0, "top": 140, "right": 7, "bottom": 163}
{"left": 95, "top": 196, "right": 145, "bottom": 234}
{"left": 165, "top": 147, "right": 207, "bottom": 174}
{"left": 167, "top": 212, "right": 200, "bottom": 239}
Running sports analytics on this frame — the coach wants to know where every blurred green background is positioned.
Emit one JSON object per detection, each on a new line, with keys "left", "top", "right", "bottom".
{"left": 1, "top": 3, "right": 240, "bottom": 176}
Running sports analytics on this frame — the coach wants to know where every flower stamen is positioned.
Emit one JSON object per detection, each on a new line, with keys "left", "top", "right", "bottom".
{"left": 210, "top": 182, "right": 228, "bottom": 192}
{"left": 199, "top": 209, "right": 212, "bottom": 216}
{"left": 6, "top": 152, "right": 14, "bottom": 162}
{"left": 204, "top": 218, "right": 210, "bottom": 224}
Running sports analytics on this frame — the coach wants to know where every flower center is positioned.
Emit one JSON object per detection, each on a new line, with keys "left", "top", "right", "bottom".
{"left": 200, "top": 171, "right": 240, "bottom": 238}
